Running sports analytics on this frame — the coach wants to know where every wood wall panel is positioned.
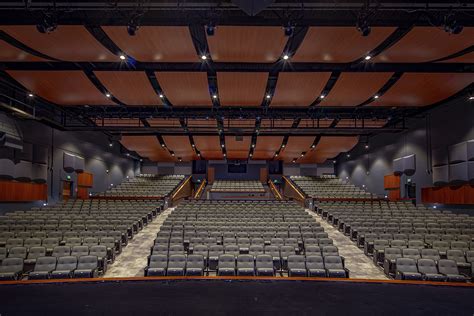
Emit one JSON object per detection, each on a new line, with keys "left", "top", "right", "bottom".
{"left": 388, "top": 189, "right": 401, "bottom": 201}
{"left": 7, "top": 71, "right": 116, "bottom": 106}
{"left": 103, "top": 26, "right": 197, "bottom": 62}
{"left": 77, "top": 187, "right": 90, "bottom": 200}
{"left": 0, "top": 40, "right": 46, "bottom": 62}
{"left": 0, "top": 180, "right": 47, "bottom": 201}
{"left": 94, "top": 72, "right": 163, "bottom": 106}
{"left": 421, "top": 184, "right": 474, "bottom": 205}
{"left": 260, "top": 167, "right": 268, "bottom": 183}
{"left": 293, "top": 27, "right": 395, "bottom": 62}
{"left": 207, "top": 167, "right": 215, "bottom": 184}
{"left": 217, "top": 72, "right": 268, "bottom": 107}
{"left": 374, "top": 27, "right": 474, "bottom": 63}
{"left": 155, "top": 72, "right": 212, "bottom": 107}
{"left": 369, "top": 73, "right": 474, "bottom": 107}
{"left": 270, "top": 73, "right": 331, "bottom": 107}
{"left": 2, "top": 25, "right": 118, "bottom": 61}
{"left": 320, "top": 73, "right": 393, "bottom": 107}
{"left": 207, "top": 26, "right": 287, "bottom": 63}
{"left": 384, "top": 175, "right": 400, "bottom": 190}
{"left": 78, "top": 172, "right": 93, "bottom": 188}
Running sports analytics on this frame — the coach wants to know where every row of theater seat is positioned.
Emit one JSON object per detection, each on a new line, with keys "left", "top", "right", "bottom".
{"left": 291, "top": 176, "right": 371, "bottom": 199}
{"left": 210, "top": 180, "right": 265, "bottom": 193}
{"left": 145, "top": 254, "right": 348, "bottom": 278}
{"left": 95, "top": 175, "right": 184, "bottom": 197}
{"left": 0, "top": 255, "right": 101, "bottom": 280}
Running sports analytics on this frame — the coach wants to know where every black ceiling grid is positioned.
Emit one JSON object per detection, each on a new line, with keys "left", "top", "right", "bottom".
{"left": 85, "top": 25, "right": 128, "bottom": 59}
{"left": 355, "top": 72, "right": 404, "bottom": 107}
{"left": 145, "top": 70, "right": 172, "bottom": 108}
{"left": 82, "top": 68, "right": 128, "bottom": 107}
{"left": 309, "top": 71, "right": 341, "bottom": 107}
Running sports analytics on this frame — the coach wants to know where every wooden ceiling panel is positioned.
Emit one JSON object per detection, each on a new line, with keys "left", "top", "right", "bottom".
{"left": 207, "top": 26, "right": 287, "bottom": 62}
{"left": 121, "top": 136, "right": 172, "bottom": 162}
{"left": 193, "top": 136, "right": 223, "bottom": 160}
{"left": 439, "top": 52, "right": 474, "bottom": 63}
{"left": 253, "top": 136, "right": 284, "bottom": 160}
{"left": 2, "top": 25, "right": 118, "bottom": 61}
{"left": 94, "top": 71, "right": 162, "bottom": 106}
{"left": 374, "top": 27, "right": 474, "bottom": 63}
{"left": 217, "top": 72, "right": 268, "bottom": 107}
{"left": 336, "top": 119, "right": 388, "bottom": 128}
{"left": 279, "top": 136, "right": 315, "bottom": 162}
{"left": 103, "top": 26, "right": 197, "bottom": 62}
{"left": 0, "top": 40, "right": 46, "bottom": 62}
{"left": 299, "top": 136, "right": 359, "bottom": 164}
{"left": 299, "top": 119, "right": 334, "bottom": 128}
{"left": 187, "top": 119, "right": 217, "bottom": 127}
{"left": 270, "top": 73, "right": 331, "bottom": 107}
{"left": 320, "top": 73, "right": 393, "bottom": 107}
{"left": 261, "top": 119, "right": 295, "bottom": 128}
{"left": 146, "top": 118, "right": 182, "bottom": 127}
{"left": 226, "top": 119, "right": 256, "bottom": 128}
{"left": 155, "top": 72, "right": 212, "bottom": 107}
{"left": 293, "top": 27, "right": 395, "bottom": 62}
{"left": 226, "top": 135, "right": 252, "bottom": 159}
{"left": 163, "top": 136, "right": 197, "bottom": 160}
{"left": 94, "top": 118, "right": 144, "bottom": 127}
{"left": 7, "top": 70, "right": 116, "bottom": 106}
{"left": 369, "top": 73, "right": 474, "bottom": 107}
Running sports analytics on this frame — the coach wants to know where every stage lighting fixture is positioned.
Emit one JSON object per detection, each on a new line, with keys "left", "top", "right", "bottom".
{"left": 127, "top": 22, "right": 139, "bottom": 36}
{"left": 444, "top": 13, "right": 463, "bottom": 34}
{"left": 206, "top": 22, "right": 216, "bottom": 36}
{"left": 284, "top": 24, "right": 294, "bottom": 37}
{"left": 356, "top": 15, "right": 371, "bottom": 36}
{"left": 36, "top": 14, "right": 57, "bottom": 34}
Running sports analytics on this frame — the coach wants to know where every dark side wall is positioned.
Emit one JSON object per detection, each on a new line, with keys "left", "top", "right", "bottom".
{"left": 0, "top": 118, "right": 140, "bottom": 213}
{"left": 336, "top": 98, "right": 474, "bottom": 203}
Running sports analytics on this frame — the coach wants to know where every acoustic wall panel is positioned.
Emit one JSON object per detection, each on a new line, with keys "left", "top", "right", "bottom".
{"left": 402, "top": 154, "right": 416, "bottom": 176}
{"left": 449, "top": 162, "right": 468, "bottom": 184}
{"left": 433, "top": 165, "right": 449, "bottom": 186}
{"left": 63, "top": 153, "right": 75, "bottom": 173}
{"left": 449, "top": 142, "right": 467, "bottom": 164}
{"left": 17, "top": 143, "right": 33, "bottom": 161}
{"left": 74, "top": 156, "right": 85, "bottom": 173}
{"left": 467, "top": 140, "right": 474, "bottom": 161}
{"left": 0, "top": 158, "right": 15, "bottom": 180}
{"left": 33, "top": 145, "right": 48, "bottom": 164}
{"left": 393, "top": 157, "right": 403, "bottom": 175}
{"left": 14, "top": 160, "right": 32, "bottom": 182}
{"left": 468, "top": 161, "right": 474, "bottom": 182}
{"left": 31, "top": 164, "right": 47, "bottom": 184}
{"left": 432, "top": 147, "right": 448, "bottom": 167}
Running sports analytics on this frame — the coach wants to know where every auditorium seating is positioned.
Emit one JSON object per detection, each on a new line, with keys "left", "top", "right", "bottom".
{"left": 145, "top": 200, "right": 349, "bottom": 278}
{"left": 210, "top": 180, "right": 265, "bottom": 193}
{"left": 96, "top": 174, "right": 185, "bottom": 197}
{"left": 0, "top": 199, "right": 163, "bottom": 280}
{"left": 290, "top": 175, "right": 372, "bottom": 199}
{"left": 316, "top": 199, "right": 473, "bottom": 281}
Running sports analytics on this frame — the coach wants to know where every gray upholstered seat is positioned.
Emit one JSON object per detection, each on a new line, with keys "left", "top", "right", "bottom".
{"left": 306, "top": 255, "right": 326, "bottom": 277}
{"left": 217, "top": 254, "right": 235, "bottom": 276}
{"left": 287, "top": 255, "right": 306, "bottom": 277}
{"left": 438, "top": 259, "right": 467, "bottom": 282}
{"left": 0, "top": 257, "right": 24, "bottom": 280}
{"left": 167, "top": 254, "right": 186, "bottom": 276}
{"left": 395, "top": 258, "right": 422, "bottom": 280}
{"left": 324, "top": 255, "right": 348, "bottom": 278}
{"left": 255, "top": 254, "right": 275, "bottom": 276}
{"left": 73, "top": 255, "right": 99, "bottom": 278}
{"left": 29, "top": 256, "right": 57, "bottom": 280}
{"left": 146, "top": 255, "right": 167, "bottom": 276}
{"left": 185, "top": 254, "right": 204, "bottom": 276}
{"left": 417, "top": 258, "right": 447, "bottom": 282}
{"left": 237, "top": 254, "right": 255, "bottom": 276}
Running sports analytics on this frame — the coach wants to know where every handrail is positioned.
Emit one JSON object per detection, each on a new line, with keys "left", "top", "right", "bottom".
{"left": 282, "top": 176, "right": 306, "bottom": 200}
{"left": 268, "top": 180, "right": 282, "bottom": 200}
{"left": 171, "top": 175, "right": 192, "bottom": 199}
{"left": 194, "top": 179, "right": 207, "bottom": 199}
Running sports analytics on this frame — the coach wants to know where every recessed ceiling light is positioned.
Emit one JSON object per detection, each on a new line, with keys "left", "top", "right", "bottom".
{"left": 109, "top": 143, "right": 113, "bottom": 147}
{"left": 281, "top": 144, "right": 285, "bottom": 148}
{"left": 320, "top": 95, "right": 325, "bottom": 99}
{"left": 365, "top": 55, "right": 371, "bottom": 60}
{"left": 365, "top": 144, "right": 369, "bottom": 149}
{"left": 469, "top": 96, "right": 474, "bottom": 100}
{"left": 159, "top": 94, "right": 164, "bottom": 98}
{"left": 221, "top": 144, "right": 224, "bottom": 148}
{"left": 275, "top": 153, "right": 279, "bottom": 157}
{"left": 28, "top": 93, "right": 34, "bottom": 98}
{"left": 213, "top": 94, "right": 217, "bottom": 99}
{"left": 252, "top": 144, "right": 255, "bottom": 148}
{"left": 161, "top": 143, "right": 165, "bottom": 147}
{"left": 201, "top": 55, "right": 207, "bottom": 60}
{"left": 171, "top": 153, "right": 175, "bottom": 156}
{"left": 192, "top": 144, "right": 195, "bottom": 148}
{"left": 283, "top": 54, "right": 289, "bottom": 60}
{"left": 374, "top": 95, "right": 379, "bottom": 99}
{"left": 333, "top": 160, "right": 336, "bottom": 164}
{"left": 105, "top": 93, "right": 111, "bottom": 98}
{"left": 223, "top": 153, "right": 226, "bottom": 157}
{"left": 249, "top": 153, "right": 253, "bottom": 157}
{"left": 311, "top": 144, "right": 315, "bottom": 148}
{"left": 300, "top": 154, "right": 304, "bottom": 157}
{"left": 347, "top": 154, "right": 351, "bottom": 158}
{"left": 266, "top": 94, "right": 271, "bottom": 99}
{"left": 126, "top": 153, "right": 130, "bottom": 156}
{"left": 119, "top": 54, "right": 126, "bottom": 60}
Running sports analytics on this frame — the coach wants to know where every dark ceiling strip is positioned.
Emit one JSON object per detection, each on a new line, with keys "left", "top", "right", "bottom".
{"left": 329, "top": 118, "right": 341, "bottom": 128}
{"left": 282, "top": 26, "right": 309, "bottom": 58}
{"left": 142, "top": 118, "right": 175, "bottom": 158}
{"left": 248, "top": 118, "right": 260, "bottom": 159}
{"left": 352, "top": 26, "right": 413, "bottom": 63}
{"left": 0, "top": 31, "right": 62, "bottom": 62}
{"left": 179, "top": 118, "right": 200, "bottom": 158}
{"left": 310, "top": 71, "right": 341, "bottom": 107}
{"left": 273, "top": 118, "right": 301, "bottom": 159}
{"left": 261, "top": 74, "right": 278, "bottom": 108}
{"left": 188, "top": 24, "right": 219, "bottom": 108}
{"left": 356, "top": 72, "right": 404, "bottom": 107}
{"left": 216, "top": 116, "right": 226, "bottom": 159}
{"left": 296, "top": 135, "right": 321, "bottom": 163}
{"left": 83, "top": 69, "right": 127, "bottom": 106}
{"left": 4, "top": 61, "right": 471, "bottom": 73}
{"left": 1, "top": 7, "right": 473, "bottom": 26}
{"left": 145, "top": 70, "right": 172, "bottom": 107}
{"left": 85, "top": 25, "right": 125, "bottom": 58}
{"left": 427, "top": 45, "right": 474, "bottom": 63}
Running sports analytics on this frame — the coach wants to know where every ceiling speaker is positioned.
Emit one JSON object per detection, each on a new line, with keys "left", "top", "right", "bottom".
{"left": 231, "top": 0, "right": 275, "bottom": 16}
